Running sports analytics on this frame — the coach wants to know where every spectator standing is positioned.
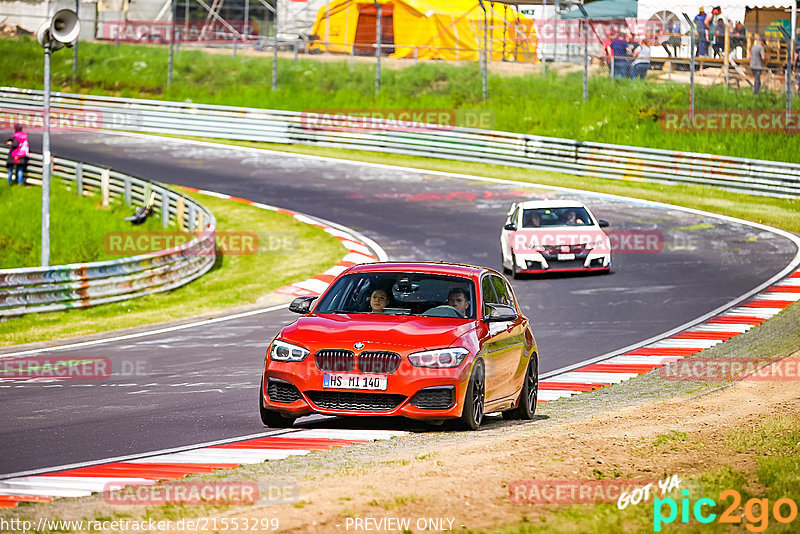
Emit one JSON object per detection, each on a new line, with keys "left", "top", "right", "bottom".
{"left": 731, "top": 21, "right": 747, "bottom": 57}
{"left": 631, "top": 38, "right": 652, "bottom": 79}
{"left": 602, "top": 35, "right": 613, "bottom": 73}
{"left": 661, "top": 19, "right": 681, "bottom": 57}
{"left": 750, "top": 35, "right": 766, "bottom": 94}
{"left": 5, "top": 124, "right": 29, "bottom": 186}
{"left": 712, "top": 18, "right": 726, "bottom": 57}
{"left": 694, "top": 7, "right": 709, "bottom": 56}
{"left": 610, "top": 31, "right": 631, "bottom": 79}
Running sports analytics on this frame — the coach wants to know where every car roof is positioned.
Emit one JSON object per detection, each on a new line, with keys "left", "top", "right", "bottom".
{"left": 344, "top": 261, "right": 487, "bottom": 279}
{"left": 514, "top": 199, "right": 590, "bottom": 210}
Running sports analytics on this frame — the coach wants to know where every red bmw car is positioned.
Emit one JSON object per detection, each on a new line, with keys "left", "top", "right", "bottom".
{"left": 260, "top": 262, "right": 539, "bottom": 430}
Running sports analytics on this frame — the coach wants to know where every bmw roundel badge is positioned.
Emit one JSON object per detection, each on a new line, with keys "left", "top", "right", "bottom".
{"left": 354, "top": 342, "right": 365, "bottom": 350}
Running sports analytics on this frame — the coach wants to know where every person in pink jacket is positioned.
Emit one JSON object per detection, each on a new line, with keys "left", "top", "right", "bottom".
{"left": 6, "top": 124, "right": 30, "bottom": 186}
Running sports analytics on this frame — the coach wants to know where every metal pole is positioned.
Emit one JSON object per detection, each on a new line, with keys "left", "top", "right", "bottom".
{"left": 72, "top": 0, "right": 79, "bottom": 85}
{"left": 724, "top": 23, "right": 730, "bottom": 88}
{"left": 168, "top": 0, "right": 176, "bottom": 86}
{"left": 683, "top": 13, "right": 695, "bottom": 120}
{"left": 554, "top": 0, "right": 559, "bottom": 63}
{"left": 272, "top": 8, "right": 278, "bottom": 90}
{"left": 778, "top": 27, "right": 792, "bottom": 126}
{"left": 478, "top": 0, "right": 487, "bottom": 100}
{"left": 541, "top": 0, "right": 546, "bottom": 75}
{"left": 244, "top": 0, "right": 250, "bottom": 41}
{"left": 373, "top": 0, "right": 381, "bottom": 94}
{"left": 578, "top": 4, "right": 588, "bottom": 102}
{"left": 42, "top": 44, "right": 52, "bottom": 267}
{"left": 325, "top": 0, "right": 330, "bottom": 51}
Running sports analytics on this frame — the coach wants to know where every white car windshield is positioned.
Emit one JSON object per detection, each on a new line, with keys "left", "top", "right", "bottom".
{"left": 314, "top": 272, "right": 477, "bottom": 319}
{"left": 521, "top": 207, "right": 594, "bottom": 228}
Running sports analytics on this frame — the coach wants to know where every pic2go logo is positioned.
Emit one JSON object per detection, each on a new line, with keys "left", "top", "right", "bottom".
{"left": 654, "top": 489, "right": 799, "bottom": 532}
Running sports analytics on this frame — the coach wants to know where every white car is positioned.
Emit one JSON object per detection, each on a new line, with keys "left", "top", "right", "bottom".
{"left": 500, "top": 200, "right": 612, "bottom": 278}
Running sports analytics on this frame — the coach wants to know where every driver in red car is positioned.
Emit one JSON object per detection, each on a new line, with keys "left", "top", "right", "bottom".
{"left": 447, "top": 287, "right": 470, "bottom": 318}
{"left": 370, "top": 289, "right": 389, "bottom": 313}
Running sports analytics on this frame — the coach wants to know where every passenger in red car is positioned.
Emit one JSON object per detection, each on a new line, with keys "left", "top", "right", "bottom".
{"left": 447, "top": 287, "right": 469, "bottom": 318}
{"left": 370, "top": 289, "right": 389, "bottom": 313}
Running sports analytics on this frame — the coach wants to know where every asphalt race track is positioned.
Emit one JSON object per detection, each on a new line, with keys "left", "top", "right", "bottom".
{"left": 1, "top": 132, "right": 796, "bottom": 476}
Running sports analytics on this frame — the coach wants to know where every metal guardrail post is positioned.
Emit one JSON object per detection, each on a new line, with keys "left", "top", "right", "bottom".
{"left": 161, "top": 188, "right": 170, "bottom": 228}
{"left": 188, "top": 203, "right": 197, "bottom": 232}
{"left": 124, "top": 175, "right": 131, "bottom": 205}
{"left": 75, "top": 162, "right": 83, "bottom": 195}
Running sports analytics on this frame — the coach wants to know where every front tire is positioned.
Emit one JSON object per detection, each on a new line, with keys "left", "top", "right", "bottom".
{"left": 503, "top": 356, "right": 538, "bottom": 420}
{"left": 259, "top": 382, "right": 296, "bottom": 428}
{"left": 511, "top": 253, "right": 520, "bottom": 279}
{"left": 459, "top": 361, "right": 485, "bottom": 430}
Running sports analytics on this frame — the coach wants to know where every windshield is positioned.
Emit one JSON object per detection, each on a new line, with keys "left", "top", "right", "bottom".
{"left": 522, "top": 207, "right": 594, "bottom": 228}
{"left": 314, "top": 272, "right": 477, "bottom": 319}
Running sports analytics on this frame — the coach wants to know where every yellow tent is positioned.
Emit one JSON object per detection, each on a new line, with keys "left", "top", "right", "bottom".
{"left": 310, "top": 0, "right": 537, "bottom": 62}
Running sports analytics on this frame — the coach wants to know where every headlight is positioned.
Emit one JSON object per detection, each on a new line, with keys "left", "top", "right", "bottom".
{"left": 584, "top": 239, "right": 605, "bottom": 250}
{"left": 408, "top": 347, "right": 469, "bottom": 368}
{"left": 269, "top": 340, "right": 310, "bottom": 362}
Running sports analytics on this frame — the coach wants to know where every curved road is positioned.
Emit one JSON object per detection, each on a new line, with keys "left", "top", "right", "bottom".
{"left": 0, "top": 132, "right": 795, "bottom": 475}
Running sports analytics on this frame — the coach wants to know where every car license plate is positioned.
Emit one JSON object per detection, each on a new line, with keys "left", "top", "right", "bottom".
{"left": 557, "top": 253, "right": 575, "bottom": 261}
{"left": 323, "top": 373, "right": 387, "bottom": 391}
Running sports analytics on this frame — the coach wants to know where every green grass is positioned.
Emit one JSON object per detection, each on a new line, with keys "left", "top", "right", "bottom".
{"left": 0, "top": 188, "right": 347, "bottom": 346}
{"left": 0, "top": 179, "right": 174, "bottom": 268}
{"left": 1, "top": 37, "right": 799, "bottom": 163}
{"left": 478, "top": 415, "right": 800, "bottom": 534}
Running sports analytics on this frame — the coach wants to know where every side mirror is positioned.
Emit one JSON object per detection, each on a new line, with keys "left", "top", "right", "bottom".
{"left": 289, "top": 296, "right": 317, "bottom": 314}
{"left": 504, "top": 223, "right": 517, "bottom": 231}
{"left": 598, "top": 219, "right": 610, "bottom": 228}
{"left": 484, "top": 303, "right": 518, "bottom": 323}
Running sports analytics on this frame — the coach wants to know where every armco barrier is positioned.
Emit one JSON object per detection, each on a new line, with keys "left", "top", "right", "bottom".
{"left": 0, "top": 149, "right": 216, "bottom": 317}
{"left": 2, "top": 86, "right": 799, "bottom": 198}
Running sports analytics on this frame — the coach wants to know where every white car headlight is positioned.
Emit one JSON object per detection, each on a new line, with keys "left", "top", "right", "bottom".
{"left": 408, "top": 347, "right": 469, "bottom": 368}
{"left": 270, "top": 340, "right": 310, "bottom": 362}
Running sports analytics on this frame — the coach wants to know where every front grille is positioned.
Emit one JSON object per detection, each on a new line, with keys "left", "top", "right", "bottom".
{"left": 267, "top": 379, "right": 302, "bottom": 403}
{"left": 543, "top": 256, "right": 588, "bottom": 270}
{"left": 357, "top": 351, "right": 401, "bottom": 374}
{"left": 315, "top": 350, "right": 355, "bottom": 372}
{"left": 307, "top": 391, "right": 405, "bottom": 412}
{"left": 543, "top": 244, "right": 586, "bottom": 255}
{"left": 410, "top": 386, "right": 455, "bottom": 409}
